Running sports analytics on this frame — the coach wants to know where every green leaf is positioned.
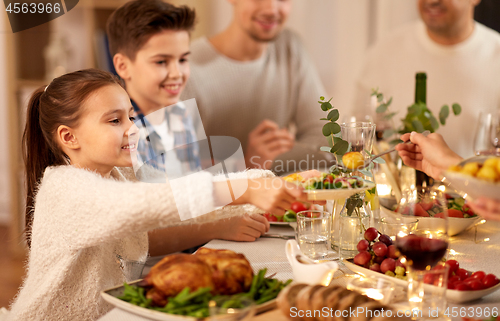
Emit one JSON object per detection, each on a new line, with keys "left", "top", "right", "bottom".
{"left": 320, "top": 118, "right": 328, "bottom": 120}
{"left": 385, "top": 97, "right": 393, "bottom": 107}
{"left": 320, "top": 146, "right": 332, "bottom": 152}
{"left": 327, "top": 109, "right": 340, "bottom": 121}
{"left": 330, "top": 140, "right": 349, "bottom": 155}
{"left": 364, "top": 149, "right": 373, "bottom": 157}
{"left": 373, "top": 157, "right": 386, "bottom": 164}
{"left": 320, "top": 96, "right": 325, "bottom": 100}
{"left": 376, "top": 103, "right": 388, "bottom": 113}
{"left": 359, "top": 169, "right": 373, "bottom": 177}
{"left": 322, "top": 122, "right": 341, "bottom": 136}
{"left": 452, "top": 103, "right": 462, "bottom": 115}
{"left": 377, "top": 93, "right": 383, "bottom": 102}
{"left": 429, "top": 115, "right": 439, "bottom": 131}
{"left": 383, "top": 112, "right": 397, "bottom": 120}
{"left": 389, "top": 138, "right": 403, "bottom": 145}
{"left": 321, "top": 102, "right": 333, "bottom": 111}
{"left": 411, "top": 120, "right": 424, "bottom": 133}
{"left": 439, "top": 105, "right": 449, "bottom": 125}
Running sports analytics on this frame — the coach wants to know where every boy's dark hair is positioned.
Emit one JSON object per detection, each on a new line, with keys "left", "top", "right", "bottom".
{"left": 107, "top": 0, "right": 196, "bottom": 60}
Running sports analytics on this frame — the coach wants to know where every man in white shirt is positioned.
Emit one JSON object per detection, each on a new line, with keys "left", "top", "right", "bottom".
{"left": 353, "top": 0, "right": 500, "bottom": 158}
{"left": 182, "top": 0, "right": 331, "bottom": 173}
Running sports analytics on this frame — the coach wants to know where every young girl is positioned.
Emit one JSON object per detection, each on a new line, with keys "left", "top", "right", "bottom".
{"left": 8, "top": 69, "right": 310, "bottom": 321}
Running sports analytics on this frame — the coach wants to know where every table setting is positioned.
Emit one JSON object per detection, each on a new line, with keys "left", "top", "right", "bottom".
{"left": 97, "top": 88, "right": 500, "bottom": 321}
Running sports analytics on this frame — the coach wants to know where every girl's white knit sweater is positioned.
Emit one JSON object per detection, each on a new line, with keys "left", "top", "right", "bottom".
{"left": 7, "top": 165, "right": 272, "bottom": 321}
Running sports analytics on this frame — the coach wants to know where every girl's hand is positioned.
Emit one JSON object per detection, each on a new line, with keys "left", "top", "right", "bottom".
{"left": 468, "top": 197, "right": 500, "bottom": 222}
{"left": 395, "top": 132, "right": 463, "bottom": 179}
{"left": 215, "top": 213, "right": 270, "bottom": 242}
{"left": 240, "top": 177, "right": 307, "bottom": 215}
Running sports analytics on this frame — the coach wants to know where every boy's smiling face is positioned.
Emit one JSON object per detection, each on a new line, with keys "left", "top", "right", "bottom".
{"left": 118, "top": 30, "right": 191, "bottom": 115}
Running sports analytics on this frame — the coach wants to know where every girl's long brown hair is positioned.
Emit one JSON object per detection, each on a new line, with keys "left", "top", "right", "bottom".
{"left": 22, "top": 69, "right": 123, "bottom": 248}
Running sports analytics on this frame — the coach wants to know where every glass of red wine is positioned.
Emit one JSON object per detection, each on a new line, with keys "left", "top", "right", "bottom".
{"left": 394, "top": 185, "right": 449, "bottom": 319}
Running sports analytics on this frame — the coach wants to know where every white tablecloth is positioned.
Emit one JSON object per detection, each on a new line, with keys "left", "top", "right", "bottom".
{"left": 98, "top": 221, "right": 500, "bottom": 321}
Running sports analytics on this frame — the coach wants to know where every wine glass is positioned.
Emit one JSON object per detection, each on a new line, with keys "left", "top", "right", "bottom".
{"left": 473, "top": 111, "right": 500, "bottom": 156}
{"left": 393, "top": 185, "right": 449, "bottom": 319}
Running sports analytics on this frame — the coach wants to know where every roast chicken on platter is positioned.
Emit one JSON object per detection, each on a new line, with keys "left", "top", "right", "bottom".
{"left": 138, "top": 248, "right": 254, "bottom": 306}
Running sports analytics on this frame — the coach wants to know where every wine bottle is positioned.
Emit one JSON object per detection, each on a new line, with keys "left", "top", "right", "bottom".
{"left": 415, "top": 72, "right": 426, "bottom": 104}
{"left": 414, "top": 72, "right": 433, "bottom": 187}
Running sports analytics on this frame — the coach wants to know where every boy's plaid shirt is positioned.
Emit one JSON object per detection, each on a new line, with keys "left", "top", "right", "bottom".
{"left": 132, "top": 100, "right": 201, "bottom": 174}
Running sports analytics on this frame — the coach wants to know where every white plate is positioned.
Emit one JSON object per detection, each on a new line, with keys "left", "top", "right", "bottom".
{"left": 305, "top": 181, "right": 376, "bottom": 201}
{"left": 343, "top": 259, "right": 500, "bottom": 303}
{"left": 380, "top": 207, "right": 481, "bottom": 237}
{"left": 443, "top": 156, "right": 500, "bottom": 201}
{"left": 269, "top": 221, "right": 292, "bottom": 226}
{"left": 101, "top": 280, "right": 276, "bottom": 321}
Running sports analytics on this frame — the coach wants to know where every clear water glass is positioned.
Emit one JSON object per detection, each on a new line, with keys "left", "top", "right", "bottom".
{"left": 296, "top": 210, "right": 331, "bottom": 260}
{"left": 473, "top": 111, "right": 500, "bottom": 156}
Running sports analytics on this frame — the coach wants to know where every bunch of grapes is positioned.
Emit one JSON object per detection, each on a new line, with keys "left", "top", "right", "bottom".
{"left": 353, "top": 227, "right": 407, "bottom": 280}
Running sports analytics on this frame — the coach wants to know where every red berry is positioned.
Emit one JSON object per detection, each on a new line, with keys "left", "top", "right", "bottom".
{"left": 378, "top": 234, "right": 393, "bottom": 246}
{"left": 456, "top": 268, "right": 470, "bottom": 281}
{"left": 373, "top": 242, "right": 388, "bottom": 257}
{"left": 445, "top": 260, "right": 459, "bottom": 275}
{"left": 471, "top": 271, "right": 486, "bottom": 281}
{"left": 387, "top": 245, "right": 398, "bottom": 259}
{"left": 468, "top": 279, "right": 485, "bottom": 291}
{"left": 357, "top": 239, "right": 370, "bottom": 252}
{"left": 423, "top": 274, "right": 435, "bottom": 284}
{"left": 380, "top": 258, "right": 396, "bottom": 273}
{"left": 364, "top": 227, "right": 378, "bottom": 242}
{"left": 354, "top": 251, "right": 372, "bottom": 267}
{"left": 454, "top": 282, "right": 471, "bottom": 291}
{"left": 396, "top": 257, "right": 407, "bottom": 269}
{"left": 483, "top": 274, "right": 499, "bottom": 288}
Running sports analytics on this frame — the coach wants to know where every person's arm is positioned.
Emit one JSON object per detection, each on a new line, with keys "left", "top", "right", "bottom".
{"left": 148, "top": 213, "right": 270, "bottom": 255}
{"left": 468, "top": 197, "right": 500, "bottom": 222}
{"left": 395, "top": 132, "right": 463, "bottom": 179}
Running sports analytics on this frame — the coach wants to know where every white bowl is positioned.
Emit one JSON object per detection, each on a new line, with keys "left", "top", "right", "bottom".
{"left": 443, "top": 156, "right": 500, "bottom": 201}
{"left": 343, "top": 259, "right": 500, "bottom": 304}
{"left": 380, "top": 207, "right": 480, "bottom": 236}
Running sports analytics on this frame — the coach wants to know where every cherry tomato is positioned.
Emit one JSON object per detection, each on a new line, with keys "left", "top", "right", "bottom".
{"left": 454, "top": 282, "right": 471, "bottom": 291}
{"left": 483, "top": 274, "right": 499, "bottom": 288}
{"left": 262, "top": 213, "right": 271, "bottom": 220}
{"left": 324, "top": 175, "right": 334, "bottom": 183}
{"left": 267, "top": 215, "right": 278, "bottom": 222}
{"left": 423, "top": 274, "right": 435, "bottom": 284}
{"left": 445, "top": 260, "right": 459, "bottom": 275}
{"left": 468, "top": 279, "right": 485, "bottom": 291}
{"left": 471, "top": 271, "right": 486, "bottom": 281}
{"left": 290, "top": 201, "right": 308, "bottom": 214}
{"left": 456, "top": 268, "right": 470, "bottom": 281}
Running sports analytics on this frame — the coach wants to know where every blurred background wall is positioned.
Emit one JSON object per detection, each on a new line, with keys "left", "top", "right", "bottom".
{"left": 0, "top": 0, "right": 420, "bottom": 247}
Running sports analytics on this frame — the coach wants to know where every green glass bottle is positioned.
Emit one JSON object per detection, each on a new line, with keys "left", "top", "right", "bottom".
{"left": 414, "top": 72, "right": 433, "bottom": 187}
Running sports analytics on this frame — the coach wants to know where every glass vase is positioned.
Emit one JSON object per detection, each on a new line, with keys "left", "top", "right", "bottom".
{"left": 338, "top": 192, "right": 371, "bottom": 260}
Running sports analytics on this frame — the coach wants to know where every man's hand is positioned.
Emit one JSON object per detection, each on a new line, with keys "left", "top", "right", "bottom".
{"left": 245, "top": 120, "right": 294, "bottom": 169}
{"left": 395, "top": 132, "right": 463, "bottom": 179}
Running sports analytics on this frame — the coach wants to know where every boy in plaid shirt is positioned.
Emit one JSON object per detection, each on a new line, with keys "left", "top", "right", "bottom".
{"left": 107, "top": 0, "right": 270, "bottom": 255}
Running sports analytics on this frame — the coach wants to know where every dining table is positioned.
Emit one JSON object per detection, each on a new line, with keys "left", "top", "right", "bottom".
{"left": 98, "top": 218, "right": 500, "bottom": 321}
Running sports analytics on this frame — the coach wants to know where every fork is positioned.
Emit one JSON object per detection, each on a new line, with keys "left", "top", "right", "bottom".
{"left": 335, "top": 130, "right": 431, "bottom": 171}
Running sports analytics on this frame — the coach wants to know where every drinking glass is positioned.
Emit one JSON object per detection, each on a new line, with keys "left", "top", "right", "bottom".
{"left": 296, "top": 210, "right": 331, "bottom": 260}
{"left": 340, "top": 122, "right": 376, "bottom": 156}
{"left": 116, "top": 254, "right": 146, "bottom": 282}
{"left": 473, "top": 111, "right": 500, "bottom": 156}
{"left": 393, "top": 186, "right": 449, "bottom": 319}
{"left": 407, "top": 265, "right": 450, "bottom": 320}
